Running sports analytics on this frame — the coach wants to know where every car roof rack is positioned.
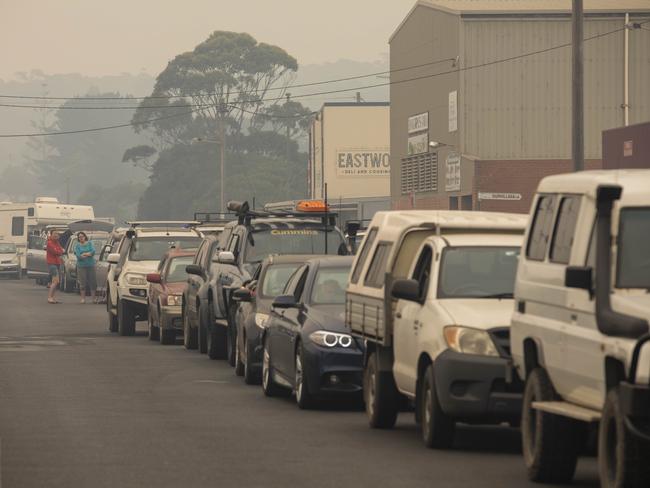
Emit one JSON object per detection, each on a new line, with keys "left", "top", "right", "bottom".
{"left": 227, "top": 201, "right": 337, "bottom": 226}
{"left": 193, "top": 212, "right": 237, "bottom": 225}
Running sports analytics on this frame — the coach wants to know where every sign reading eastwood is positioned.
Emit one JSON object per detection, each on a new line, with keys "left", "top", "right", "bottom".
{"left": 336, "top": 149, "right": 390, "bottom": 176}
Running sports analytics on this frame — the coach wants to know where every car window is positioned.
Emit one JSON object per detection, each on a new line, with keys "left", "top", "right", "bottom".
{"left": 311, "top": 267, "right": 350, "bottom": 305}
{"left": 550, "top": 196, "right": 581, "bottom": 264}
{"left": 166, "top": 256, "right": 194, "bottom": 283}
{"left": 194, "top": 241, "right": 207, "bottom": 266}
{"left": 364, "top": 242, "right": 392, "bottom": 288}
{"left": 0, "top": 243, "right": 17, "bottom": 253}
{"left": 283, "top": 265, "right": 307, "bottom": 296}
{"left": 129, "top": 236, "right": 201, "bottom": 261}
{"left": 261, "top": 264, "right": 302, "bottom": 298}
{"left": 350, "top": 227, "right": 377, "bottom": 284}
{"left": 411, "top": 245, "right": 433, "bottom": 301}
{"left": 228, "top": 234, "right": 241, "bottom": 254}
{"left": 616, "top": 207, "right": 650, "bottom": 289}
{"left": 244, "top": 227, "right": 347, "bottom": 262}
{"left": 526, "top": 195, "right": 556, "bottom": 261}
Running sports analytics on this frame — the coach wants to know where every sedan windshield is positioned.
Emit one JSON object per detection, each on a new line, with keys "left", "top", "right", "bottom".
{"left": 261, "top": 264, "right": 302, "bottom": 298}
{"left": 244, "top": 228, "right": 347, "bottom": 262}
{"left": 438, "top": 247, "right": 520, "bottom": 299}
{"left": 311, "top": 266, "right": 351, "bottom": 305}
{"left": 0, "top": 243, "right": 16, "bottom": 253}
{"left": 130, "top": 237, "right": 201, "bottom": 262}
{"left": 617, "top": 208, "right": 650, "bottom": 289}
{"left": 166, "top": 256, "right": 194, "bottom": 283}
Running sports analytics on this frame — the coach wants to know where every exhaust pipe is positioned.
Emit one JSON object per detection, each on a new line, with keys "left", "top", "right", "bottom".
{"left": 595, "top": 185, "right": 648, "bottom": 339}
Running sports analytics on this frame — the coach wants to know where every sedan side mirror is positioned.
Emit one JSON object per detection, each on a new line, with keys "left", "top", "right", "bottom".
{"left": 272, "top": 295, "right": 299, "bottom": 309}
{"left": 217, "top": 251, "right": 236, "bottom": 265}
{"left": 185, "top": 264, "right": 205, "bottom": 278}
{"left": 146, "top": 273, "right": 162, "bottom": 284}
{"left": 232, "top": 287, "right": 252, "bottom": 302}
{"left": 107, "top": 253, "right": 121, "bottom": 264}
{"left": 565, "top": 266, "right": 593, "bottom": 293}
{"left": 391, "top": 279, "right": 421, "bottom": 303}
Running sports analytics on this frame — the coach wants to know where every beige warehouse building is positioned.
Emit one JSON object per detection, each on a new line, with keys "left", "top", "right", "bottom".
{"left": 390, "top": 0, "right": 650, "bottom": 213}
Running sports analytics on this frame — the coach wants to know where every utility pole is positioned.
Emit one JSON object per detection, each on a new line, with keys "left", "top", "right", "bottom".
{"left": 285, "top": 93, "right": 291, "bottom": 162}
{"left": 217, "top": 103, "right": 228, "bottom": 215}
{"left": 572, "top": 0, "right": 584, "bottom": 172}
{"left": 65, "top": 176, "right": 70, "bottom": 204}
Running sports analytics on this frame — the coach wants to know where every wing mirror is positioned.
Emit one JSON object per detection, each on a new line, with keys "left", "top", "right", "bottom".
{"left": 565, "top": 266, "right": 593, "bottom": 293}
{"left": 232, "top": 287, "right": 253, "bottom": 302}
{"left": 185, "top": 264, "right": 205, "bottom": 278}
{"left": 391, "top": 279, "right": 421, "bottom": 303}
{"left": 272, "top": 295, "right": 300, "bottom": 309}
{"left": 217, "top": 251, "right": 236, "bottom": 264}
{"left": 107, "top": 253, "right": 121, "bottom": 264}
{"left": 146, "top": 272, "right": 162, "bottom": 284}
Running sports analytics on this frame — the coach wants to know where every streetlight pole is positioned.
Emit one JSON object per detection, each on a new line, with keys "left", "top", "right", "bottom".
{"left": 217, "top": 103, "right": 228, "bottom": 214}
{"left": 572, "top": 0, "right": 584, "bottom": 172}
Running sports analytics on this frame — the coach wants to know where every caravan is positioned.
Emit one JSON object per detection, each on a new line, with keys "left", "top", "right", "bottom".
{"left": 0, "top": 197, "right": 94, "bottom": 278}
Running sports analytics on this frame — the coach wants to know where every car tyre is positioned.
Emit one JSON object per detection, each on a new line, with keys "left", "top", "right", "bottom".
{"left": 522, "top": 368, "right": 585, "bottom": 483}
{"left": 295, "top": 344, "right": 317, "bottom": 409}
{"left": 107, "top": 291, "right": 118, "bottom": 333}
{"left": 197, "top": 303, "right": 208, "bottom": 354}
{"left": 420, "top": 364, "right": 455, "bottom": 449}
{"left": 262, "top": 335, "right": 285, "bottom": 397}
{"left": 364, "top": 351, "right": 399, "bottom": 429}
{"left": 117, "top": 299, "right": 136, "bottom": 336}
{"left": 160, "top": 327, "right": 176, "bottom": 345}
{"left": 63, "top": 272, "right": 74, "bottom": 293}
{"left": 598, "top": 388, "right": 650, "bottom": 488}
{"left": 234, "top": 336, "right": 245, "bottom": 376}
{"left": 226, "top": 306, "right": 238, "bottom": 367}
{"left": 243, "top": 336, "right": 261, "bottom": 385}
{"left": 183, "top": 308, "right": 197, "bottom": 350}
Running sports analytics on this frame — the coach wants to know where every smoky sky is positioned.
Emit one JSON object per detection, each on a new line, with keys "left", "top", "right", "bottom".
{"left": 0, "top": 0, "right": 415, "bottom": 79}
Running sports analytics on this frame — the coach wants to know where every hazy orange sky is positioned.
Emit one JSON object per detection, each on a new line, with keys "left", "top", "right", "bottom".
{"left": 0, "top": 0, "right": 415, "bottom": 79}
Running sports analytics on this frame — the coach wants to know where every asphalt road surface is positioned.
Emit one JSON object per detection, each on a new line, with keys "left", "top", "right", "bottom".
{"left": 0, "top": 279, "right": 599, "bottom": 488}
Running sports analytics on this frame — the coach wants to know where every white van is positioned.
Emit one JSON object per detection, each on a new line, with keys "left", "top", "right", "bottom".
{"left": 511, "top": 170, "right": 650, "bottom": 487}
{"left": 347, "top": 210, "right": 527, "bottom": 448}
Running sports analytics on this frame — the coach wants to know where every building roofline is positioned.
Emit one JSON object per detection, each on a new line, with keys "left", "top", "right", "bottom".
{"left": 321, "top": 102, "right": 390, "bottom": 108}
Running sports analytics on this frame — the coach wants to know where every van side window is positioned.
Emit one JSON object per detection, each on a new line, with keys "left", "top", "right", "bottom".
{"left": 550, "top": 196, "right": 581, "bottom": 264}
{"left": 526, "top": 195, "right": 556, "bottom": 261}
{"left": 350, "top": 227, "right": 377, "bottom": 284}
{"left": 11, "top": 216, "right": 24, "bottom": 236}
{"left": 364, "top": 242, "right": 392, "bottom": 288}
{"left": 411, "top": 245, "right": 433, "bottom": 301}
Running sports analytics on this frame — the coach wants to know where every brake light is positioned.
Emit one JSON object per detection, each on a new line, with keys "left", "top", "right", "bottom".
{"left": 296, "top": 200, "right": 329, "bottom": 212}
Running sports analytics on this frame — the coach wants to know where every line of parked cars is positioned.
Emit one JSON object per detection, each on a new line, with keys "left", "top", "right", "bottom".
{"left": 88, "top": 171, "right": 648, "bottom": 488}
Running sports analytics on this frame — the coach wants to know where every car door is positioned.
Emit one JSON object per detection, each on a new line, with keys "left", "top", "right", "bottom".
{"left": 95, "top": 240, "right": 113, "bottom": 292}
{"left": 393, "top": 244, "right": 433, "bottom": 395}
{"left": 187, "top": 241, "right": 207, "bottom": 321}
{"left": 27, "top": 234, "right": 48, "bottom": 275}
{"left": 216, "top": 231, "right": 242, "bottom": 318}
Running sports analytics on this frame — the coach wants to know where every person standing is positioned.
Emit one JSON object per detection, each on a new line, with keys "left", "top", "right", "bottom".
{"left": 74, "top": 232, "right": 97, "bottom": 304}
{"left": 46, "top": 231, "right": 64, "bottom": 304}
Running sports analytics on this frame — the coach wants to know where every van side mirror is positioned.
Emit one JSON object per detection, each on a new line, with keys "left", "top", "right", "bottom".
{"left": 217, "top": 251, "right": 236, "bottom": 264}
{"left": 272, "top": 295, "right": 299, "bottom": 309}
{"left": 565, "top": 266, "right": 593, "bottom": 292}
{"left": 107, "top": 253, "right": 121, "bottom": 264}
{"left": 391, "top": 279, "right": 421, "bottom": 302}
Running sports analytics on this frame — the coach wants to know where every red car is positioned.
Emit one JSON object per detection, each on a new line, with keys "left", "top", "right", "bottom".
{"left": 146, "top": 249, "right": 196, "bottom": 345}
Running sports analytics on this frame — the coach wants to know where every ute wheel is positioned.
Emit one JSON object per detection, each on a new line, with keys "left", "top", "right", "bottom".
{"left": 420, "top": 364, "right": 454, "bottom": 448}
{"left": 107, "top": 291, "right": 118, "bottom": 333}
{"left": 364, "top": 351, "right": 399, "bottom": 429}
{"left": 148, "top": 310, "right": 159, "bottom": 341}
{"left": 522, "top": 368, "right": 585, "bottom": 483}
{"left": 262, "top": 335, "right": 285, "bottom": 397}
{"left": 183, "top": 309, "right": 197, "bottom": 350}
{"left": 197, "top": 303, "right": 208, "bottom": 354}
{"left": 117, "top": 299, "right": 136, "bottom": 336}
{"left": 598, "top": 388, "right": 650, "bottom": 488}
{"left": 159, "top": 327, "right": 176, "bottom": 345}
{"left": 206, "top": 301, "right": 227, "bottom": 359}
{"left": 295, "top": 344, "right": 317, "bottom": 409}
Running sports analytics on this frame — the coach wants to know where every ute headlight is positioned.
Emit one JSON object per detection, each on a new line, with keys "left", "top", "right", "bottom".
{"left": 254, "top": 313, "right": 269, "bottom": 329}
{"left": 443, "top": 326, "right": 499, "bottom": 357}
{"left": 309, "top": 330, "right": 353, "bottom": 348}
{"left": 167, "top": 295, "right": 182, "bottom": 306}
{"left": 125, "top": 273, "right": 147, "bottom": 286}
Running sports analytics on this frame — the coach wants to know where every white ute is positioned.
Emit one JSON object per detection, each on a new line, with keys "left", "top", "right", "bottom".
{"left": 511, "top": 170, "right": 650, "bottom": 487}
{"left": 347, "top": 210, "right": 526, "bottom": 448}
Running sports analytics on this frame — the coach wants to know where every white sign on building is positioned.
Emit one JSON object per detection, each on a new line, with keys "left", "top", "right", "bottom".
{"left": 448, "top": 91, "right": 458, "bottom": 132}
{"left": 445, "top": 152, "right": 461, "bottom": 191}
{"left": 478, "top": 192, "right": 522, "bottom": 201}
{"left": 408, "top": 112, "right": 429, "bottom": 134}
{"left": 336, "top": 149, "right": 390, "bottom": 176}
{"left": 407, "top": 133, "right": 429, "bottom": 155}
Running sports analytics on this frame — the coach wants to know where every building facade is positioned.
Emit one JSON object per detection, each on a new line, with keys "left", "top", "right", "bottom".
{"left": 309, "top": 102, "right": 391, "bottom": 222}
{"left": 390, "top": 0, "right": 650, "bottom": 213}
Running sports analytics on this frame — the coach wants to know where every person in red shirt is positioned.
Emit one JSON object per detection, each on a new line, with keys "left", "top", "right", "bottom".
{"left": 46, "top": 231, "right": 64, "bottom": 304}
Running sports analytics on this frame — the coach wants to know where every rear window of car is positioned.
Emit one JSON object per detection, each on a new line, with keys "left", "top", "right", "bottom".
{"left": 130, "top": 236, "right": 201, "bottom": 261}
{"left": 244, "top": 227, "right": 347, "bottom": 262}
{"left": 166, "top": 256, "right": 194, "bottom": 283}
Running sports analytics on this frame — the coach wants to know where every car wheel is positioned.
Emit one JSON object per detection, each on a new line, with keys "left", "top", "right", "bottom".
{"left": 63, "top": 272, "right": 74, "bottom": 293}
{"left": 364, "top": 351, "right": 399, "bottom": 429}
{"left": 148, "top": 309, "right": 159, "bottom": 341}
{"left": 598, "top": 388, "right": 650, "bottom": 488}
{"left": 234, "top": 336, "right": 244, "bottom": 376}
{"left": 262, "top": 335, "right": 284, "bottom": 397}
{"left": 159, "top": 327, "right": 176, "bottom": 345}
{"left": 420, "top": 364, "right": 454, "bottom": 449}
{"left": 107, "top": 291, "right": 118, "bottom": 333}
{"left": 295, "top": 344, "right": 317, "bottom": 409}
{"left": 522, "top": 368, "right": 585, "bottom": 483}
{"left": 183, "top": 308, "right": 197, "bottom": 350}
{"left": 117, "top": 299, "right": 136, "bottom": 336}
{"left": 226, "top": 306, "right": 237, "bottom": 367}
{"left": 197, "top": 302, "right": 208, "bottom": 354}
{"left": 243, "top": 335, "right": 261, "bottom": 385}
{"left": 206, "top": 301, "right": 227, "bottom": 360}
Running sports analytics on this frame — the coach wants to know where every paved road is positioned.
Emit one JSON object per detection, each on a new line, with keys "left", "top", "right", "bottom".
{"left": 0, "top": 279, "right": 599, "bottom": 488}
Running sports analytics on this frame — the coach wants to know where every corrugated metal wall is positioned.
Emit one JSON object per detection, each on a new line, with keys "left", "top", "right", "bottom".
{"left": 462, "top": 16, "right": 649, "bottom": 160}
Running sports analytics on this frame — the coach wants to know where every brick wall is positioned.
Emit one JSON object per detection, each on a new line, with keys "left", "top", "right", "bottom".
{"left": 392, "top": 194, "right": 450, "bottom": 210}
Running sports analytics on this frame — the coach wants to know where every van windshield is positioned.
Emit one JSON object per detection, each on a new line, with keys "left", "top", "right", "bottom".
{"left": 0, "top": 243, "right": 16, "bottom": 253}
{"left": 438, "top": 247, "right": 520, "bottom": 299}
{"left": 617, "top": 208, "right": 650, "bottom": 289}
{"left": 244, "top": 228, "right": 347, "bottom": 262}
{"left": 130, "top": 237, "right": 201, "bottom": 262}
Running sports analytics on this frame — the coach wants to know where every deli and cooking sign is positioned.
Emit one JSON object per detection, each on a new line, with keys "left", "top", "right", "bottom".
{"left": 336, "top": 149, "right": 390, "bottom": 176}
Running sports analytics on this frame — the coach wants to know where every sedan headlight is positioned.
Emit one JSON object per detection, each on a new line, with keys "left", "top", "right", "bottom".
{"left": 254, "top": 313, "right": 269, "bottom": 328}
{"left": 125, "top": 273, "right": 147, "bottom": 286}
{"left": 443, "top": 326, "right": 499, "bottom": 357}
{"left": 309, "top": 330, "right": 354, "bottom": 348}
{"left": 167, "top": 295, "right": 182, "bottom": 306}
